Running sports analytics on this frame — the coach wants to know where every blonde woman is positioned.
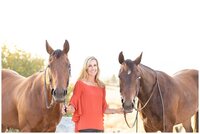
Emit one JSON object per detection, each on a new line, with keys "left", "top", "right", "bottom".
{"left": 63, "top": 56, "right": 123, "bottom": 132}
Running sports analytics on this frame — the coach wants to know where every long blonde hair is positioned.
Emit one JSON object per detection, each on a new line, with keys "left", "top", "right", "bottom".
{"left": 78, "top": 56, "right": 105, "bottom": 88}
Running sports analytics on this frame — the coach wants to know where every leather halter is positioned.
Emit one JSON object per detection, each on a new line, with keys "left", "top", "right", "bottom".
{"left": 124, "top": 72, "right": 166, "bottom": 131}
{"left": 44, "top": 65, "right": 54, "bottom": 109}
{"left": 123, "top": 76, "right": 141, "bottom": 130}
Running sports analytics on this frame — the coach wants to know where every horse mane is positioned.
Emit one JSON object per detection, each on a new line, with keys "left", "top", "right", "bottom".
{"left": 139, "top": 64, "right": 170, "bottom": 77}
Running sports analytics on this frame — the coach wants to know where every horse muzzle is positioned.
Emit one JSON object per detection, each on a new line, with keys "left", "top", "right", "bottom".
{"left": 122, "top": 101, "right": 134, "bottom": 113}
{"left": 51, "top": 88, "right": 67, "bottom": 102}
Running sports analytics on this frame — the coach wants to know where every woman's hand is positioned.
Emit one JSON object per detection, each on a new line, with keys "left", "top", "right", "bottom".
{"left": 62, "top": 104, "right": 75, "bottom": 115}
{"left": 116, "top": 107, "right": 124, "bottom": 114}
{"left": 67, "top": 105, "right": 75, "bottom": 113}
{"left": 62, "top": 105, "right": 67, "bottom": 115}
{"left": 104, "top": 107, "right": 124, "bottom": 114}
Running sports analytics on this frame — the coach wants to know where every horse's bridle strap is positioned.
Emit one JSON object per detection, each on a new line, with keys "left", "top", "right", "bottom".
{"left": 44, "top": 65, "right": 54, "bottom": 109}
{"left": 133, "top": 74, "right": 157, "bottom": 111}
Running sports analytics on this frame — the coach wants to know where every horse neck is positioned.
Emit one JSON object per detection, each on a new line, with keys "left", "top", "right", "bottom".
{"left": 137, "top": 64, "right": 158, "bottom": 102}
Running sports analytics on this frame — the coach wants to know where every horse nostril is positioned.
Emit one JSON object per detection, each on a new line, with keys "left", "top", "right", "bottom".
{"left": 121, "top": 98, "right": 124, "bottom": 103}
{"left": 51, "top": 89, "right": 55, "bottom": 95}
{"left": 122, "top": 103, "right": 125, "bottom": 108}
{"left": 64, "top": 90, "right": 67, "bottom": 96}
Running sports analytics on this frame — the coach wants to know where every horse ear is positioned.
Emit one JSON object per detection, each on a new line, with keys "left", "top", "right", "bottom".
{"left": 134, "top": 52, "right": 143, "bottom": 65}
{"left": 46, "top": 40, "right": 54, "bottom": 55}
{"left": 118, "top": 51, "right": 124, "bottom": 64}
{"left": 63, "top": 40, "right": 70, "bottom": 54}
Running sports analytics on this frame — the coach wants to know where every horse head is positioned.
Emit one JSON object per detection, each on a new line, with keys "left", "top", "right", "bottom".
{"left": 46, "top": 40, "right": 70, "bottom": 103}
{"left": 118, "top": 51, "right": 142, "bottom": 113}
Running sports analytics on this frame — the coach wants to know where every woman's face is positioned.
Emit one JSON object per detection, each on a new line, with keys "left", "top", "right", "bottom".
{"left": 87, "top": 59, "right": 98, "bottom": 77}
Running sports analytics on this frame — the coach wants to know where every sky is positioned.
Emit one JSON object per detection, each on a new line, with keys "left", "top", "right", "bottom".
{"left": 0, "top": 0, "right": 200, "bottom": 83}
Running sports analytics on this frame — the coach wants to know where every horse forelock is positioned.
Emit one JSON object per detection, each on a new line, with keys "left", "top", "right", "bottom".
{"left": 125, "top": 59, "right": 134, "bottom": 70}
{"left": 52, "top": 49, "right": 62, "bottom": 58}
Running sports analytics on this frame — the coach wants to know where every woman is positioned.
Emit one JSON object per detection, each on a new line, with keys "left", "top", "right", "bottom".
{"left": 63, "top": 56, "right": 123, "bottom": 132}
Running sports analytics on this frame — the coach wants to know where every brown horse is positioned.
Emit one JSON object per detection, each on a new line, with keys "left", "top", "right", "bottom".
{"left": 2, "top": 40, "right": 71, "bottom": 132}
{"left": 118, "top": 52, "right": 198, "bottom": 132}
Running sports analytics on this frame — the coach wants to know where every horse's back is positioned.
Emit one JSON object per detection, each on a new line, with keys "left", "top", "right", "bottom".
{"left": 2, "top": 69, "right": 26, "bottom": 97}
{"left": 2, "top": 69, "right": 26, "bottom": 130}
{"left": 173, "top": 69, "right": 198, "bottom": 90}
{"left": 2, "top": 69, "right": 25, "bottom": 85}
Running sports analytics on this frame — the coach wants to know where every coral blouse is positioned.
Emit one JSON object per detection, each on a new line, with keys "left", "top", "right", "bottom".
{"left": 69, "top": 80, "right": 108, "bottom": 132}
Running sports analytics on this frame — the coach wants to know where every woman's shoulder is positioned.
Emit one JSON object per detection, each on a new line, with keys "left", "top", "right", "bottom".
{"left": 97, "top": 80, "right": 105, "bottom": 89}
{"left": 77, "top": 79, "right": 88, "bottom": 85}
{"left": 76, "top": 80, "right": 84, "bottom": 85}
{"left": 76, "top": 79, "right": 91, "bottom": 87}
{"left": 73, "top": 80, "right": 84, "bottom": 89}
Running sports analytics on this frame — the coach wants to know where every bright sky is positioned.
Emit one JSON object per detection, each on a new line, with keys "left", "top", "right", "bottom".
{"left": 1, "top": 0, "right": 200, "bottom": 83}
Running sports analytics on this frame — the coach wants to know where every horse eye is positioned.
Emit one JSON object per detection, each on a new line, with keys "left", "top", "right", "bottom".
{"left": 68, "top": 64, "right": 71, "bottom": 76}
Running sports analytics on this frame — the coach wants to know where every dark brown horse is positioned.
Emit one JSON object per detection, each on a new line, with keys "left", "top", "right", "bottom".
{"left": 118, "top": 52, "right": 198, "bottom": 132}
{"left": 2, "top": 40, "right": 71, "bottom": 132}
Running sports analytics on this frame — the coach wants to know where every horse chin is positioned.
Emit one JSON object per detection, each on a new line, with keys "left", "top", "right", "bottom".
{"left": 55, "top": 99, "right": 65, "bottom": 103}
{"left": 124, "top": 109, "right": 133, "bottom": 113}
{"left": 53, "top": 96, "right": 66, "bottom": 103}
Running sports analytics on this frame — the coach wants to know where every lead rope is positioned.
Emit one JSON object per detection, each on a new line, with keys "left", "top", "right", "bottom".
{"left": 124, "top": 110, "right": 138, "bottom": 129}
{"left": 64, "top": 99, "right": 67, "bottom": 113}
{"left": 136, "top": 102, "right": 139, "bottom": 132}
{"left": 44, "top": 65, "right": 54, "bottom": 109}
{"left": 133, "top": 76, "right": 157, "bottom": 112}
{"left": 157, "top": 74, "right": 165, "bottom": 131}
{"left": 123, "top": 77, "right": 140, "bottom": 130}
{"left": 132, "top": 73, "right": 165, "bottom": 132}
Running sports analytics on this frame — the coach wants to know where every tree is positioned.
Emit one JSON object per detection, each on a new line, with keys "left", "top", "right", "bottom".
{"left": 1, "top": 45, "right": 45, "bottom": 77}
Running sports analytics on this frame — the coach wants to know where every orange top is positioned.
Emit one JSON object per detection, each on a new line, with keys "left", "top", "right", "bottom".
{"left": 69, "top": 80, "right": 108, "bottom": 132}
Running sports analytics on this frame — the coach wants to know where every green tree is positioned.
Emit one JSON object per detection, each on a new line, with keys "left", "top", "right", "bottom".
{"left": 1, "top": 45, "right": 45, "bottom": 77}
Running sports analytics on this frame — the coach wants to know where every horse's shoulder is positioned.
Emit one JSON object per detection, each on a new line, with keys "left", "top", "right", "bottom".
{"left": 23, "top": 72, "right": 44, "bottom": 92}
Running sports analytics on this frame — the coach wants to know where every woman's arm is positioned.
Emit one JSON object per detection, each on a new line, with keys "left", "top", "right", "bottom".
{"left": 104, "top": 107, "right": 124, "bottom": 114}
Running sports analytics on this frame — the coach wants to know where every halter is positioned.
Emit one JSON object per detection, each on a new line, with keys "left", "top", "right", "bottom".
{"left": 133, "top": 75, "right": 157, "bottom": 111}
{"left": 123, "top": 76, "right": 141, "bottom": 131}
{"left": 124, "top": 72, "right": 166, "bottom": 132}
{"left": 44, "top": 65, "right": 55, "bottom": 109}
